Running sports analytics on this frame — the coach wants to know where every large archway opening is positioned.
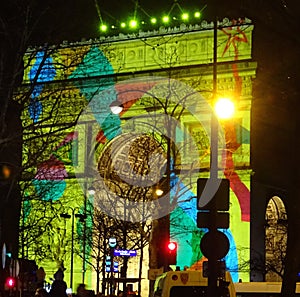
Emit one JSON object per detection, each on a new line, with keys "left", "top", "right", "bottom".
{"left": 265, "top": 196, "right": 287, "bottom": 281}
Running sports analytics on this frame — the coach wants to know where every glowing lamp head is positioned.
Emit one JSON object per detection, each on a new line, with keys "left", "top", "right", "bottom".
{"left": 110, "top": 100, "right": 123, "bottom": 114}
{"left": 214, "top": 98, "right": 235, "bottom": 119}
{"left": 121, "top": 22, "right": 126, "bottom": 28}
{"left": 88, "top": 186, "right": 96, "bottom": 195}
{"left": 155, "top": 188, "right": 164, "bottom": 197}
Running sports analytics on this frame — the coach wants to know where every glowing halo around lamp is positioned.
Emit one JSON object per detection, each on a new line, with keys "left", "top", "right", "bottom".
{"left": 214, "top": 97, "right": 235, "bottom": 119}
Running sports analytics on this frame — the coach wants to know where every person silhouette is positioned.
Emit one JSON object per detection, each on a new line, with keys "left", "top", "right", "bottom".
{"left": 49, "top": 268, "right": 67, "bottom": 297}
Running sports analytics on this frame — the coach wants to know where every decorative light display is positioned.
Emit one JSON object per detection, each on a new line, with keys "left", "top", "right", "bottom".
{"left": 129, "top": 19, "right": 138, "bottom": 29}
{"left": 94, "top": 0, "right": 207, "bottom": 35}
{"left": 181, "top": 13, "right": 189, "bottom": 21}
{"left": 150, "top": 17, "right": 157, "bottom": 24}
{"left": 22, "top": 1, "right": 253, "bottom": 285}
{"left": 100, "top": 24, "right": 108, "bottom": 32}
{"left": 162, "top": 15, "right": 170, "bottom": 24}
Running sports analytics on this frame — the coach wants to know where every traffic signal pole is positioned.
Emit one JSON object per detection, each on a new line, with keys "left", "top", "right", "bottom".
{"left": 207, "top": 10, "right": 219, "bottom": 297}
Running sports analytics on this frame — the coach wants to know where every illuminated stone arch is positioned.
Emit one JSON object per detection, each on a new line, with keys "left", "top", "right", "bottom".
{"left": 265, "top": 196, "right": 287, "bottom": 281}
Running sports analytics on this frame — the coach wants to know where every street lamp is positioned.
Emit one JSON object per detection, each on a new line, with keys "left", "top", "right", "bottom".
{"left": 82, "top": 186, "right": 96, "bottom": 284}
{"left": 109, "top": 93, "right": 174, "bottom": 272}
{"left": 60, "top": 208, "right": 85, "bottom": 291}
{"left": 207, "top": 10, "right": 235, "bottom": 294}
{"left": 109, "top": 100, "right": 123, "bottom": 115}
{"left": 214, "top": 98, "right": 235, "bottom": 120}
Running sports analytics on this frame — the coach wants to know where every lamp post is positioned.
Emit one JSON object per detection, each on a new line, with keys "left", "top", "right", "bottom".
{"left": 207, "top": 14, "right": 235, "bottom": 294}
{"left": 60, "top": 208, "right": 85, "bottom": 291}
{"left": 81, "top": 186, "right": 95, "bottom": 284}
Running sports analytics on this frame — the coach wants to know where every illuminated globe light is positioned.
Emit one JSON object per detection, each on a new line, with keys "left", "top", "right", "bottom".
{"left": 100, "top": 24, "right": 108, "bottom": 32}
{"left": 121, "top": 22, "right": 126, "bottom": 28}
{"left": 162, "top": 15, "right": 170, "bottom": 24}
{"left": 129, "top": 19, "right": 138, "bottom": 29}
{"left": 110, "top": 100, "right": 123, "bottom": 114}
{"left": 181, "top": 13, "right": 189, "bottom": 21}
{"left": 155, "top": 188, "right": 164, "bottom": 197}
{"left": 214, "top": 97, "right": 235, "bottom": 119}
{"left": 194, "top": 11, "right": 201, "bottom": 18}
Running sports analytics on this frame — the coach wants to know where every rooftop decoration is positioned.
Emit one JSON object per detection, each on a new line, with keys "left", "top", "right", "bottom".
{"left": 94, "top": 0, "right": 207, "bottom": 34}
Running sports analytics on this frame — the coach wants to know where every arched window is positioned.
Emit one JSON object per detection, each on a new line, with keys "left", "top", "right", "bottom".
{"left": 265, "top": 196, "right": 287, "bottom": 281}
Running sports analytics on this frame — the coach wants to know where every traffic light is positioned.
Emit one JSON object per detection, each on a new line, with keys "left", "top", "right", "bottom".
{"left": 166, "top": 241, "right": 177, "bottom": 265}
{"left": 5, "top": 277, "right": 16, "bottom": 289}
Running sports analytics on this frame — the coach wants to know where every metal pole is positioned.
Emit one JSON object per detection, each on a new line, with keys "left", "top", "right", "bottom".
{"left": 82, "top": 124, "right": 93, "bottom": 283}
{"left": 207, "top": 11, "right": 219, "bottom": 297}
{"left": 82, "top": 194, "right": 86, "bottom": 284}
{"left": 110, "top": 248, "right": 114, "bottom": 295}
{"left": 70, "top": 210, "right": 75, "bottom": 291}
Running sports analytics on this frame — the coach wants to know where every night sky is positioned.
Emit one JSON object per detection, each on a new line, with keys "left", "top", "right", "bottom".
{"left": 69, "top": 0, "right": 214, "bottom": 39}
{"left": 29, "top": 0, "right": 247, "bottom": 43}
{"left": 2, "top": 0, "right": 299, "bottom": 45}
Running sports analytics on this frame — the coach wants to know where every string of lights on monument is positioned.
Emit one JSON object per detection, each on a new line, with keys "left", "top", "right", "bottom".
{"left": 94, "top": 0, "right": 207, "bottom": 33}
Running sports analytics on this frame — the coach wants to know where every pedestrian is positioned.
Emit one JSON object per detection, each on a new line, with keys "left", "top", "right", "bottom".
{"left": 49, "top": 268, "right": 68, "bottom": 297}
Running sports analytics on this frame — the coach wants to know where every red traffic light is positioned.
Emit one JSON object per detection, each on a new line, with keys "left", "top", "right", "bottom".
{"left": 5, "top": 277, "right": 16, "bottom": 288}
{"left": 166, "top": 242, "right": 177, "bottom": 265}
{"left": 167, "top": 242, "right": 177, "bottom": 251}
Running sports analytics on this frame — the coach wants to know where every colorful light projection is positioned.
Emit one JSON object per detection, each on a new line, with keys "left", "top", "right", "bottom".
{"left": 22, "top": 25, "right": 252, "bottom": 283}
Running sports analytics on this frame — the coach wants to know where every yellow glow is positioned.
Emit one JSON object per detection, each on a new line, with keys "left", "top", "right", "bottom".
{"left": 121, "top": 22, "right": 126, "bottom": 28}
{"left": 214, "top": 97, "right": 235, "bottom": 119}
{"left": 155, "top": 188, "right": 164, "bottom": 196}
{"left": 2, "top": 165, "right": 11, "bottom": 179}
